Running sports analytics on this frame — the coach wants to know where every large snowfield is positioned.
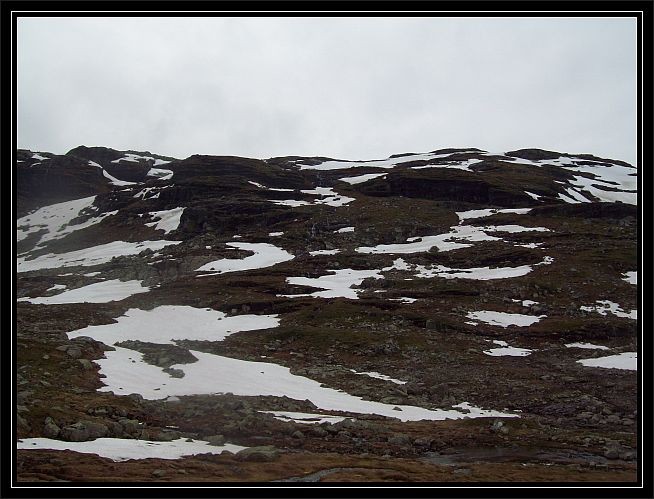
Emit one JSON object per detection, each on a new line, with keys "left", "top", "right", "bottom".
{"left": 17, "top": 437, "right": 246, "bottom": 462}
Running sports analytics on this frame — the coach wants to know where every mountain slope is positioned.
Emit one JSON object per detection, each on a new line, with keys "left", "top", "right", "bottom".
{"left": 14, "top": 146, "right": 639, "bottom": 483}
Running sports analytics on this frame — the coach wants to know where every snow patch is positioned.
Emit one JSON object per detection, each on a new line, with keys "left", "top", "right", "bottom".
{"left": 95, "top": 347, "right": 516, "bottom": 422}
{"left": 281, "top": 269, "right": 383, "bottom": 300}
{"left": 577, "top": 352, "right": 636, "bottom": 370}
{"left": 18, "top": 279, "right": 149, "bottom": 304}
{"left": 483, "top": 340, "right": 533, "bottom": 357}
{"left": 133, "top": 185, "right": 172, "bottom": 200}
{"left": 565, "top": 342, "right": 610, "bottom": 350}
{"left": 196, "top": 242, "right": 294, "bottom": 276}
{"left": 413, "top": 256, "right": 552, "bottom": 281}
{"left": 16, "top": 196, "right": 115, "bottom": 247}
{"left": 580, "top": 300, "right": 637, "bottom": 320}
{"left": 466, "top": 311, "right": 545, "bottom": 327}
{"left": 261, "top": 411, "right": 348, "bottom": 425}
{"left": 356, "top": 223, "right": 547, "bottom": 255}
{"left": 146, "top": 168, "right": 174, "bottom": 180}
{"left": 309, "top": 249, "right": 341, "bottom": 256}
{"left": 145, "top": 207, "right": 185, "bottom": 234}
{"left": 389, "top": 297, "right": 417, "bottom": 304}
{"left": 338, "top": 173, "right": 387, "bottom": 185}
{"left": 350, "top": 369, "right": 407, "bottom": 385}
{"left": 17, "top": 240, "right": 181, "bottom": 273}
{"left": 17, "top": 437, "right": 245, "bottom": 462}
{"left": 68, "top": 305, "right": 280, "bottom": 345}
{"left": 111, "top": 153, "right": 154, "bottom": 164}
{"left": 410, "top": 158, "right": 483, "bottom": 171}
{"left": 622, "top": 271, "right": 637, "bottom": 285}
{"left": 456, "top": 208, "right": 532, "bottom": 223}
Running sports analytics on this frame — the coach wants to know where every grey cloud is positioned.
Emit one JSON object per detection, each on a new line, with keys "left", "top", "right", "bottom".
{"left": 17, "top": 17, "right": 637, "bottom": 165}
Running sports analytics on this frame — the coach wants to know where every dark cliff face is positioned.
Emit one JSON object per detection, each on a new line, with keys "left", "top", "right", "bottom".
{"left": 355, "top": 172, "right": 537, "bottom": 207}
{"left": 169, "top": 155, "right": 313, "bottom": 191}
{"left": 66, "top": 145, "right": 125, "bottom": 164}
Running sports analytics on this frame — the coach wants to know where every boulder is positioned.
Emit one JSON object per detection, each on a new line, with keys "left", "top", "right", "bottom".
{"left": 66, "top": 347, "right": 83, "bottom": 359}
{"left": 60, "top": 423, "right": 90, "bottom": 442}
{"left": 77, "top": 359, "right": 94, "bottom": 370}
{"left": 43, "top": 422, "right": 61, "bottom": 438}
{"left": 235, "top": 446, "right": 280, "bottom": 462}
{"left": 205, "top": 435, "right": 226, "bottom": 446}
{"left": 80, "top": 420, "right": 108, "bottom": 439}
{"left": 388, "top": 433, "right": 412, "bottom": 446}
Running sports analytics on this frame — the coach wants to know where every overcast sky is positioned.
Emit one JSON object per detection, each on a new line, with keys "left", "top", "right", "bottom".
{"left": 17, "top": 17, "right": 638, "bottom": 165}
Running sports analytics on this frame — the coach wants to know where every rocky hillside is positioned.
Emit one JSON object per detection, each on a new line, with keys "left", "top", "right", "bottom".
{"left": 14, "top": 145, "right": 638, "bottom": 484}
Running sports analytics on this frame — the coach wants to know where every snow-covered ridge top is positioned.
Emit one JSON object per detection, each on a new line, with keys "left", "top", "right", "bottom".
{"left": 294, "top": 149, "right": 634, "bottom": 171}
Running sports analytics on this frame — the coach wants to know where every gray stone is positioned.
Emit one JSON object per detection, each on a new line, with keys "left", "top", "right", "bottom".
{"left": 60, "top": 423, "right": 90, "bottom": 442}
{"left": 119, "top": 419, "right": 142, "bottom": 433}
{"left": 17, "top": 391, "right": 33, "bottom": 404}
{"left": 235, "top": 446, "right": 280, "bottom": 462}
{"left": 291, "top": 430, "right": 305, "bottom": 440}
{"left": 490, "top": 420, "right": 504, "bottom": 432}
{"left": 17, "top": 414, "right": 30, "bottom": 431}
{"left": 81, "top": 420, "right": 108, "bottom": 439}
{"left": 106, "top": 421, "right": 124, "bottom": 437}
{"left": 152, "top": 469, "right": 166, "bottom": 478}
{"left": 77, "top": 359, "right": 94, "bottom": 370}
{"left": 388, "top": 433, "right": 412, "bottom": 446}
{"left": 43, "top": 422, "right": 61, "bottom": 438}
{"left": 310, "top": 426, "right": 329, "bottom": 438}
{"left": 156, "top": 430, "right": 179, "bottom": 442}
{"left": 66, "top": 348, "right": 83, "bottom": 359}
{"left": 413, "top": 437, "right": 433, "bottom": 448}
{"left": 205, "top": 434, "right": 226, "bottom": 446}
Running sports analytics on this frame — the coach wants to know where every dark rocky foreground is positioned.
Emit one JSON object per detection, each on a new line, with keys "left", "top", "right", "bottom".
{"left": 14, "top": 146, "right": 639, "bottom": 484}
